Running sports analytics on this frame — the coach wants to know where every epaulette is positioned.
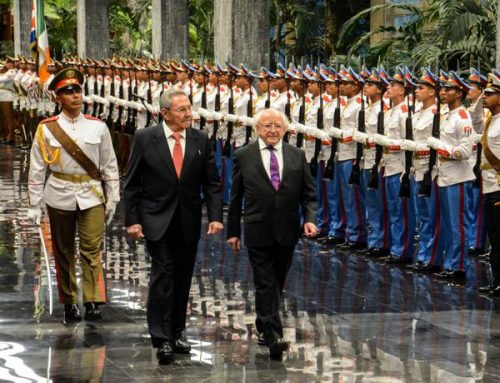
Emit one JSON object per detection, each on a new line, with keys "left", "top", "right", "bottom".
{"left": 432, "top": 108, "right": 438, "bottom": 114}
{"left": 84, "top": 114, "right": 102, "bottom": 121}
{"left": 305, "top": 96, "right": 312, "bottom": 103}
{"left": 322, "top": 95, "right": 331, "bottom": 103}
{"left": 459, "top": 109, "right": 468, "bottom": 120}
{"left": 340, "top": 98, "right": 347, "bottom": 107}
{"left": 401, "top": 104, "right": 408, "bottom": 113}
{"left": 356, "top": 97, "right": 362, "bottom": 104}
{"left": 40, "top": 116, "right": 58, "bottom": 124}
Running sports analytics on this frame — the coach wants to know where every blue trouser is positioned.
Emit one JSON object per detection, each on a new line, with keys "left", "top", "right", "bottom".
{"left": 384, "top": 173, "right": 415, "bottom": 259}
{"left": 414, "top": 179, "right": 443, "bottom": 266}
{"left": 222, "top": 143, "right": 235, "bottom": 205}
{"left": 325, "top": 161, "right": 346, "bottom": 239}
{"left": 439, "top": 182, "right": 471, "bottom": 272}
{"left": 468, "top": 184, "right": 487, "bottom": 250}
{"left": 338, "top": 159, "right": 366, "bottom": 243}
{"left": 315, "top": 161, "right": 330, "bottom": 235}
{"left": 361, "top": 168, "right": 390, "bottom": 249}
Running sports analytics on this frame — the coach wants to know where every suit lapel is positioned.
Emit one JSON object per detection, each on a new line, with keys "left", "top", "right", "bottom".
{"left": 254, "top": 141, "right": 276, "bottom": 191}
{"left": 281, "top": 143, "right": 290, "bottom": 186}
{"left": 152, "top": 125, "right": 177, "bottom": 179}
{"left": 181, "top": 128, "right": 197, "bottom": 179}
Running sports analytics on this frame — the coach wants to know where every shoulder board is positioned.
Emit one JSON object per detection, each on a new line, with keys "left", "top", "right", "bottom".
{"left": 459, "top": 109, "right": 468, "bottom": 119}
{"left": 356, "top": 97, "right": 362, "bottom": 104}
{"left": 432, "top": 108, "right": 438, "bottom": 114}
{"left": 340, "top": 98, "right": 347, "bottom": 107}
{"left": 84, "top": 114, "right": 102, "bottom": 122}
{"left": 401, "top": 104, "right": 408, "bottom": 113}
{"left": 305, "top": 96, "right": 312, "bottom": 103}
{"left": 322, "top": 95, "right": 331, "bottom": 103}
{"left": 40, "top": 116, "right": 58, "bottom": 124}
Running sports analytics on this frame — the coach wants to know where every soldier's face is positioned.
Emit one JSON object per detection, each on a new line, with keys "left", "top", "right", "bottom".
{"left": 161, "top": 94, "right": 192, "bottom": 131}
{"left": 56, "top": 87, "right": 83, "bottom": 113}
{"left": 274, "top": 78, "right": 286, "bottom": 92}
{"left": 415, "top": 84, "right": 435, "bottom": 102}
{"left": 466, "top": 84, "right": 482, "bottom": 101}
{"left": 257, "top": 79, "right": 268, "bottom": 93}
{"left": 325, "top": 82, "right": 338, "bottom": 97}
{"left": 363, "top": 82, "right": 380, "bottom": 98}
{"left": 386, "top": 82, "right": 404, "bottom": 100}
{"left": 483, "top": 91, "right": 500, "bottom": 111}
{"left": 307, "top": 82, "right": 320, "bottom": 97}
{"left": 340, "top": 81, "right": 357, "bottom": 98}
{"left": 256, "top": 110, "right": 286, "bottom": 146}
{"left": 442, "top": 87, "right": 461, "bottom": 104}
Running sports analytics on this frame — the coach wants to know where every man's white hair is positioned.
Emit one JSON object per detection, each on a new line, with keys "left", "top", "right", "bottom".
{"left": 253, "top": 108, "right": 289, "bottom": 130}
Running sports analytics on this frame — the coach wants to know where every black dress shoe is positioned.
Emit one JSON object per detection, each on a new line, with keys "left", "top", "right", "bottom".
{"left": 257, "top": 332, "right": 267, "bottom": 346}
{"left": 269, "top": 338, "right": 288, "bottom": 359}
{"left": 325, "top": 236, "right": 345, "bottom": 245}
{"left": 434, "top": 269, "right": 453, "bottom": 279}
{"left": 338, "top": 241, "right": 367, "bottom": 251}
{"left": 84, "top": 302, "right": 102, "bottom": 321}
{"left": 157, "top": 342, "right": 174, "bottom": 364}
{"left": 384, "top": 255, "right": 412, "bottom": 265}
{"left": 364, "top": 247, "right": 389, "bottom": 258}
{"left": 419, "top": 264, "right": 442, "bottom": 273}
{"left": 172, "top": 337, "right": 191, "bottom": 354}
{"left": 406, "top": 261, "right": 424, "bottom": 270}
{"left": 490, "top": 285, "right": 500, "bottom": 296}
{"left": 447, "top": 270, "right": 466, "bottom": 282}
{"left": 64, "top": 304, "right": 82, "bottom": 323}
{"left": 479, "top": 285, "right": 493, "bottom": 293}
{"left": 469, "top": 247, "right": 487, "bottom": 257}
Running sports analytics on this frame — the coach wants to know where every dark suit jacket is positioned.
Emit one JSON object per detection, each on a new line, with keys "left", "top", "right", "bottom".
{"left": 227, "top": 140, "right": 317, "bottom": 248}
{"left": 124, "top": 124, "right": 222, "bottom": 242}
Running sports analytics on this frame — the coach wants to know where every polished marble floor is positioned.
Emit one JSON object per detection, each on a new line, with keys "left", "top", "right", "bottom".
{"left": 1, "top": 144, "right": 500, "bottom": 382}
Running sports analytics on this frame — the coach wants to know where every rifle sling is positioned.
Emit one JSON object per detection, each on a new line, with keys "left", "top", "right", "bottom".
{"left": 45, "top": 120, "right": 102, "bottom": 181}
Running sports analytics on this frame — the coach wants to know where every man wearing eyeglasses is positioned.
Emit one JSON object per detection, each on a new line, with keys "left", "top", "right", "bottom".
{"left": 27, "top": 68, "right": 120, "bottom": 323}
{"left": 227, "top": 108, "right": 318, "bottom": 360}
{"left": 124, "top": 88, "right": 223, "bottom": 364}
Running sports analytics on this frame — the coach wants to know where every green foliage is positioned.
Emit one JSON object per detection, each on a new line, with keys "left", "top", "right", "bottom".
{"left": 339, "top": 0, "right": 497, "bottom": 70}
{"left": 45, "top": 0, "right": 77, "bottom": 58}
{"left": 189, "top": 0, "right": 214, "bottom": 60}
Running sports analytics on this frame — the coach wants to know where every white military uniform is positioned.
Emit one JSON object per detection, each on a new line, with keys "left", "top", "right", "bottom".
{"left": 28, "top": 112, "right": 120, "bottom": 210}
{"left": 481, "top": 113, "right": 500, "bottom": 194}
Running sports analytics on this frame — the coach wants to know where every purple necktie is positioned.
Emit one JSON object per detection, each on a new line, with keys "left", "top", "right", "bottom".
{"left": 268, "top": 146, "right": 280, "bottom": 191}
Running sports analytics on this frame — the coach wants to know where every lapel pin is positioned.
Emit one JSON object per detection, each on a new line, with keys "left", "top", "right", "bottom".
{"left": 198, "top": 150, "right": 202, "bottom": 155}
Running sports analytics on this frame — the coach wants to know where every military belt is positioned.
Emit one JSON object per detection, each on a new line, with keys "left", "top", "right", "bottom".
{"left": 52, "top": 172, "right": 95, "bottom": 183}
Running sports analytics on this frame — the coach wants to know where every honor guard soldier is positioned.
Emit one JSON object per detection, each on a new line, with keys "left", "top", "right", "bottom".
{"left": 478, "top": 72, "right": 500, "bottom": 295}
{"left": 336, "top": 66, "right": 367, "bottom": 249}
{"left": 321, "top": 67, "right": 348, "bottom": 244}
{"left": 427, "top": 71, "right": 475, "bottom": 283}
{"left": 373, "top": 66, "right": 416, "bottom": 264}
{"left": 357, "top": 68, "right": 390, "bottom": 257}
{"left": 0, "top": 57, "right": 17, "bottom": 144}
{"left": 466, "top": 68, "right": 488, "bottom": 256}
{"left": 406, "top": 68, "right": 443, "bottom": 272}
{"left": 27, "top": 68, "right": 120, "bottom": 322}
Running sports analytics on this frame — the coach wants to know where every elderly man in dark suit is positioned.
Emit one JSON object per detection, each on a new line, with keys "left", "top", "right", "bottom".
{"left": 124, "top": 88, "right": 223, "bottom": 365}
{"left": 227, "top": 108, "right": 318, "bottom": 359}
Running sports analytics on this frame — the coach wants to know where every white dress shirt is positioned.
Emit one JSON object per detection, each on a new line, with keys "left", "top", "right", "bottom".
{"left": 163, "top": 121, "right": 186, "bottom": 157}
{"left": 258, "top": 138, "right": 284, "bottom": 181}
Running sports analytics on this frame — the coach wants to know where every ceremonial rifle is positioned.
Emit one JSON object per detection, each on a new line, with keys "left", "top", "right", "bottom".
{"left": 92, "top": 61, "right": 99, "bottom": 117}
{"left": 106, "top": 64, "right": 115, "bottom": 129}
{"left": 245, "top": 81, "right": 253, "bottom": 145}
{"left": 223, "top": 67, "right": 235, "bottom": 157}
{"left": 419, "top": 83, "right": 441, "bottom": 197}
{"left": 349, "top": 92, "right": 365, "bottom": 185}
{"left": 323, "top": 75, "right": 341, "bottom": 180}
{"left": 145, "top": 68, "right": 153, "bottom": 127}
{"left": 399, "top": 83, "right": 414, "bottom": 198}
{"left": 210, "top": 69, "right": 221, "bottom": 150}
{"left": 310, "top": 79, "right": 323, "bottom": 177}
{"left": 297, "top": 81, "right": 306, "bottom": 148}
{"left": 368, "top": 95, "right": 386, "bottom": 189}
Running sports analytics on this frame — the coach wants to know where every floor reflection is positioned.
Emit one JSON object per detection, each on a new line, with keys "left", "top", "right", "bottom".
{"left": 0, "top": 143, "right": 499, "bottom": 382}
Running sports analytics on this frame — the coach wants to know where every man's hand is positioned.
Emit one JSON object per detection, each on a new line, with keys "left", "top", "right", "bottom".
{"left": 227, "top": 237, "right": 241, "bottom": 251}
{"left": 303, "top": 222, "right": 318, "bottom": 237}
{"left": 207, "top": 221, "right": 224, "bottom": 235}
{"left": 105, "top": 201, "right": 117, "bottom": 225}
{"left": 126, "top": 224, "right": 144, "bottom": 239}
{"left": 27, "top": 204, "right": 42, "bottom": 225}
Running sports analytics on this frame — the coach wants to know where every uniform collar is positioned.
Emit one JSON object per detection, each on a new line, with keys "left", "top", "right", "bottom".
{"left": 59, "top": 111, "right": 84, "bottom": 124}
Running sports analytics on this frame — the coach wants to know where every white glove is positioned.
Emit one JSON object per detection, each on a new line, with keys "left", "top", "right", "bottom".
{"left": 341, "top": 129, "right": 354, "bottom": 142}
{"left": 426, "top": 137, "right": 452, "bottom": 152}
{"left": 27, "top": 204, "right": 43, "bottom": 225}
{"left": 415, "top": 142, "right": 430, "bottom": 152}
{"left": 400, "top": 139, "right": 417, "bottom": 152}
{"left": 105, "top": 201, "right": 117, "bottom": 226}
{"left": 372, "top": 133, "right": 392, "bottom": 147}
{"left": 353, "top": 130, "right": 369, "bottom": 144}
{"left": 328, "top": 127, "right": 343, "bottom": 139}
{"left": 472, "top": 133, "right": 482, "bottom": 144}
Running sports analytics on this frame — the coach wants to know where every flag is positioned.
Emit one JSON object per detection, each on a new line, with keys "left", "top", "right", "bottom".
{"left": 29, "top": 0, "right": 51, "bottom": 84}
